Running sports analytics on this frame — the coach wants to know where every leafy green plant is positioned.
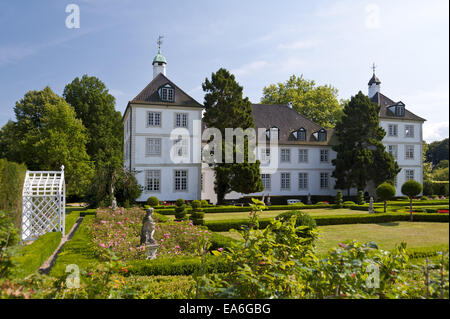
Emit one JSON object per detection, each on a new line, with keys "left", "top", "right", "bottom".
{"left": 376, "top": 182, "right": 396, "bottom": 213}
{"left": 401, "top": 180, "right": 423, "bottom": 221}
{"left": 146, "top": 196, "right": 160, "bottom": 207}
{"left": 335, "top": 191, "right": 343, "bottom": 208}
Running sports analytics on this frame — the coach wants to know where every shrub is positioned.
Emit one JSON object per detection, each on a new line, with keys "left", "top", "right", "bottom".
{"left": 357, "top": 190, "right": 365, "bottom": 205}
{"left": 335, "top": 191, "right": 343, "bottom": 208}
{"left": 376, "top": 183, "right": 396, "bottom": 213}
{"left": 343, "top": 201, "right": 356, "bottom": 207}
{"left": 402, "top": 180, "right": 423, "bottom": 221}
{"left": 421, "top": 195, "right": 428, "bottom": 201}
{"left": 146, "top": 196, "right": 160, "bottom": 207}
{"left": 174, "top": 204, "right": 188, "bottom": 221}
{"left": 276, "top": 211, "right": 317, "bottom": 241}
{"left": 209, "top": 232, "right": 237, "bottom": 251}
{"left": 176, "top": 198, "right": 185, "bottom": 207}
{"left": 200, "top": 200, "right": 209, "bottom": 207}
{"left": 190, "top": 202, "right": 205, "bottom": 226}
{"left": 191, "top": 200, "right": 201, "bottom": 209}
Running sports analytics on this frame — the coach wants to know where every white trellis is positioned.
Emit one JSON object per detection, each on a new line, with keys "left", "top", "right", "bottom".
{"left": 21, "top": 166, "right": 65, "bottom": 241}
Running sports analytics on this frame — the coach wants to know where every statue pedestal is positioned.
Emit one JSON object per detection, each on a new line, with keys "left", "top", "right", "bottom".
{"left": 145, "top": 244, "right": 159, "bottom": 260}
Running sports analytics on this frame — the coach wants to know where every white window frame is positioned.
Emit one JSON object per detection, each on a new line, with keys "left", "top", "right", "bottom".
{"left": 320, "top": 149, "right": 329, "bottom": 163}
{"left": 388, "top": 124, "right": 398, "bottom": 137}
{"left": 405, "top": 169, "right": 414, "bottom": 181}
{"left": 281, "top": 172, "right": 291, "bottom": 191}
{"left": 405, "top": 145, "right": 415, "bottom": 160}
{"left": 261, "top": 173, "right": 271, "bottom": 190}
{"left": 174, "top": 169, "right": 188, "bottom": 192}
{"left": 145, "top": 170, "right": 161, "bottom": 192}
{"left": 260, "top": 147, "right": 271, "bottom": 163}
{"left": 298, "top": 149, "right": 308, "bottom": 163}
{"left": 146, "top": 138, "right": 161, "bottom": 156}
{"left": 281, "top": 148, "right": 291, "bottom": 162}
{"left": 175, "top": 113, "right": 188, "bottom": 128}
{"left": 298, "top": 172, "right": 308, "bottom": 190}
{"left": 173, "top": 137, "right": 188, "bottom": 157}
{"left": 404, "top": 125, "right": 415, "bottom": 138}
{"left": 147, "top": 111, "right": 161, "bottom": 127}
{"left": 320, "top": 172, "right": 329, "bottom": 189}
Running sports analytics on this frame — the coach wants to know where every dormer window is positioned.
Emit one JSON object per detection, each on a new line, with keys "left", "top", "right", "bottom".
{"left": 158, "top": 83, "right": 175, "bottom": 102}
{"left": 388, "top": 102, "right": 405, "bottom": 117}
{"left": 317, "top": 129, "right": 327, "bottom": 142}
{"left": 266, "top": 126, "right": 280, "bottom": 140}
{"left": 292, "top": 128, "right": 306, "bottom": 141}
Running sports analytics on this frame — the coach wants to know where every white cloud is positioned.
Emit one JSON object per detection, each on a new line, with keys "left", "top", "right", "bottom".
{"left": 277, "top": 39, "right": 319, "bottom": 50}
{"left": 423, "top": 121, "right": 449, "bottom": 142}
{"left": 231, "top": 60, "right": 268, "bottom": 76}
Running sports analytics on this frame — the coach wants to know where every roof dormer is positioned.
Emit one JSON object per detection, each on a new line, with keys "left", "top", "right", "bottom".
{"left": 158, "top": 83, "right": 175, "bottom": 102}
{"left": 387, "top": 102, "right": 405, "bottom": 117}
{"left": 266, "top": 126, "right": 280, "bottom": 140}
{"left": 313, "top": 128, "right": 327, "bottom": 142}
{"left": 292, "top": 127, "right": 307, "bottom": 141}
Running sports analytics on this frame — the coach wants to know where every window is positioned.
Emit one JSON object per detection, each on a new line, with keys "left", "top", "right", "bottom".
{"left": 159, "top": 84, "right": 175, "bottom": 102}
{"left": 395, "top": 105, "right": 405, "bottom": 117}
{"left": 320, "top": 149, "right": 329, "bottom": 163}
{"left": 261, "top": 174, "right": 271, "bottom": 190}
{"left": 318, "top": 129, "right": 327, "bottom": 141}
{"left": 173, "top": 138, "right": 188, "bottom": 157}
{"left": 320, "top": 172, "right": 329, "bottom": 189}
{"left": 260, "top": 148, "right": 271, "bottom": 163}
{"left": 293, "top": 128, "right": 306, "bottom": 141}
{"left": 174, "top": 170, "right": 188, "bottom": 191}
{"left": 405, "top": 125, "right": 415, "bottom": 138}
{"left": 281, "top": 149, "right": 291, "bottom": 162}
{"left": 147, "top": 112, "right": 161, "bottom": 127}
{"left": 281, "top": 173, "right": 291, "bottom": 190}
{"left": 298, "top": 172, "right": 308, "bottom": 190}
{"left": 388, "top": 145, "right": 398, "bottom": 160}
{"left": 388, "top": 124, "right": 398, "bottom": 137}
{"left": 266, "top": 127, "right": 280, "bottom": 140}
{"left": 175, "top": 113, "right": 188, "bottom": 128}
{"left": 145, "top": 170, "right": 160, "bottom": 192}
{"left": 405, "top": 169, "right": 414, "bottom": 181}
{"left": 298, "top": 149, "right": 308, "bottom": 163}
{"left": 405, "top": 145, "right": 414, "bottom": 160}
{"left": 146, "top": 138, "right": 161, "bottom": 156}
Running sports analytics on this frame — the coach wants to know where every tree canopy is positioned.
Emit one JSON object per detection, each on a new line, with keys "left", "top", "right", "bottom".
{"left": 332, "top": 91, "right": 400, "bottom": 193}
{"left": 0, "top": 86, "right": 94, "bottom": 196}
{"left": 260, "top": 74, "right": 344, "bottom": 128}
{"left": 425, "top": 138, "right": 449, "bottom": 166}
{"left": 203, "top": 68, "right": 263, "bottom": 204}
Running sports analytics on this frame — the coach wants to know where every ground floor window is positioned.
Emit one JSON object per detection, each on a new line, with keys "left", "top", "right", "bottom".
{"left": 281, "top": 172, "right": 291, "bottom": 190}
{"left": 320, "top": 172, "right": 329, "bottom": 189}
{"left": 405, "top": 169, "right": 414, "bottom": 181}
{"left": 145, "top": 170, "right": 160, "bottom": 192}
{"left": 298, "top": 172, "right": 308, "bottom": 190}
{"left": 261, "top": 173, "right": 271, "bottom": 190}
{"left": 174, "top": 170, "right": 188, "bottom": 191}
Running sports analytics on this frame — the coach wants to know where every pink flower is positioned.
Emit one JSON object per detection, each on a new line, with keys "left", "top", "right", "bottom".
{"left": 175, "top": 245, "right": 181, "bottom": 249}
{"left": 99, "top": 243, "right": 106, "bottom": 248}
{"left": 101, "top": 220, "right": 107, "bottom": 224}
{"left": 164, "top": 234, "right": 170, "bottom": 239}
{"left": 218, "top": 248, "right": 224, "bottom": 252}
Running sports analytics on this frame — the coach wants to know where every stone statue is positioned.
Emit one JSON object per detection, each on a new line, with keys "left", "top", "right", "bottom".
{"left": 368, "top": 196, "right": 374, "bottom": 214}
{"left": 140, "top": 207, "right": 159, "bottom": 259}
{"left": 267, "top": 195, "right": 271, "bottom": 206}
{"left": 307, "top": 193, "right": 312, "bottom": 205}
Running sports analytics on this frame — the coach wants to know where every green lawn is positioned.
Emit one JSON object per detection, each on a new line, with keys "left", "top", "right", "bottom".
{"left": 217, "top": 222, "right": 449, "bottom": 255}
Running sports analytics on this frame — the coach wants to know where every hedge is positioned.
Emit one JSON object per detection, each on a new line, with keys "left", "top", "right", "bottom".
{"left": 124, "top": 256, "right": 230, "bottom": 276}
{"left": 209, "top": 232, "right": 237, "bottom": 250}
{"left": 406, "top": 245, "right": 449, "bottom": 259}
{"left": 204, "top": 213, "right": 449, "bottom": 231}
{"left": 10, "top": 231, "right": 62, "bottom": 278}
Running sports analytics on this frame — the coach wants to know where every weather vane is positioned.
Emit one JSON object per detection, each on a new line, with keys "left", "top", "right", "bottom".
{"left": 372, "top": 62, "right": 377, "bottom": 74}
{"left": 157, "top": 35, "right": 164, "bottom": 52}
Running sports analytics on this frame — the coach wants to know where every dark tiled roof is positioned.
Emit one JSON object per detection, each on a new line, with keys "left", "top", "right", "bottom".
{"left": 370, "top": 92, "right": 426, "bottom": 121}
{"left": 368, "top": 74, "right": 381, "bottom": 85}
{"left": 130, "top": 73, "right": 202, "bottom": 108}
{"left": 251, "top": 104, "right": 336, "bottom": 146}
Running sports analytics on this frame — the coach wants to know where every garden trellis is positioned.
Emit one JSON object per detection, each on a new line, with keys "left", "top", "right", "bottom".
{"left": 21, "top": 166, "right": 65, "bottom": 241}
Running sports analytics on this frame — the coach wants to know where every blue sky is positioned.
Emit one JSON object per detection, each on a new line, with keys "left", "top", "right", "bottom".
{"left": 1, "top": 0, "right": 448, "bottom": 142}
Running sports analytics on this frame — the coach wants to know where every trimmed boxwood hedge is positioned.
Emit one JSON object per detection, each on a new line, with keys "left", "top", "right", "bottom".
{"left": 124, "top": 256, "right": 230, "bottom": 276}
{"left": 10, "top": 231, "right": 62, "bottom": 278}
{"left": 204, "top": 213, "right": 449, "bottom": 231}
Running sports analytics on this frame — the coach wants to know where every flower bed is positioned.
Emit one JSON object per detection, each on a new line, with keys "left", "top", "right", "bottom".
{"left": 91, "top": 207, "right": 211, "bottom": 260}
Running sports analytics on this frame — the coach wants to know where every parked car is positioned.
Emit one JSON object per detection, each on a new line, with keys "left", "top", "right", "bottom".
{"left": 287, "top": 199, "right": 302, "bottom": 205}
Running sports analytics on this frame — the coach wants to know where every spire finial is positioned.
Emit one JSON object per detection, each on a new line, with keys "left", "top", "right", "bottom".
{"left": 372, "top": 62, "right": 377, "bottom": 74}
{"left": 157, "top": 35, "right": 164, "bottom": 53}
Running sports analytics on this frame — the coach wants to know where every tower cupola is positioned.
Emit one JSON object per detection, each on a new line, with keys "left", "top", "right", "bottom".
{"left": 153, "top": 36, "right": 167, "bottom": 78}
{"left": 368, "top": 62, "right": 381, "bottom": 98}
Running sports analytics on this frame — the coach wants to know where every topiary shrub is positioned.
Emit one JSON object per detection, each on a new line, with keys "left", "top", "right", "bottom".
{"left": 343, "top": 201, "right": 356, "bottom": 207}
{"left": 200, "top": 200, "right": 209, "bottom": 207}
{"left": 376, "top": 182, "right": 396, "bottom": 213}
{"left": 191, "top": 200, "right": 201, "bottom": 210}
{"left": 275, "top": 211, "right": 317, "bottom": 242}
{"left": 335, "top": 191, "right": 343, "bottom": 208}
{"left": 174, "top": 198, "right": 187, "bottom": 221}
{"left": 357, "top": 190, "right": 365, "bottom": 205}
{"left": 146, "top": 196, "right": 160, "bottom": 207}
{"left": 190, "top": 200, "right": 204, "bottom": 225}
{"left": 401, "top": 180, "right": 423, "bottom": 222}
